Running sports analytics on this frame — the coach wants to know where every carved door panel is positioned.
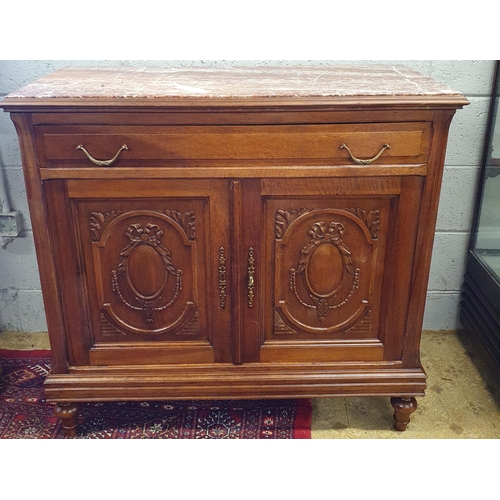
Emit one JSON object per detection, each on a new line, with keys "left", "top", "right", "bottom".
{"left": 46, "top": 179, "right": 231, "bottom": 366}
{"left": 248, "top": 177, "right": 421, "bottom": 363}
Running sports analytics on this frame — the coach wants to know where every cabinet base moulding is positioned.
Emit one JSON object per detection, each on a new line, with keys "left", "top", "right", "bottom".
{"left": 43, "top": 365, "right": 427, "bottom": 401}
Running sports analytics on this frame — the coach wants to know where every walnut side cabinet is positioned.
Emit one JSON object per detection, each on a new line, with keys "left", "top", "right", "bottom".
{"left": 1, "top": 66, "right": 468, "bottom": 436}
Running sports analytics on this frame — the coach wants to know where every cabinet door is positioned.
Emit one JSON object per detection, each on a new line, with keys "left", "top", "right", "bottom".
{"left": 243, "top": 177, "right": 423, "bottom": 363}
{"left": 44, "top": 179, "right": 231, "bottom": 366}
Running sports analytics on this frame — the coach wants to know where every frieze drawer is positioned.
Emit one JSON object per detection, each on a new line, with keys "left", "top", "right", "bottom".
{"left": 35, "top": 122, "right": 431, "bottom": 168}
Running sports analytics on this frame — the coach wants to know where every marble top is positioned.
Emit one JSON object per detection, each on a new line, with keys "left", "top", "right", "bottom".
{"left": 4, "top": 65, "right": 465, "bottom": 101}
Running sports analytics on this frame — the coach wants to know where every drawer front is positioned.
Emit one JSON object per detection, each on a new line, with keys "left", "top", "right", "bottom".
{"left": 36, "top": 122, "right": 430, "bottom": 167}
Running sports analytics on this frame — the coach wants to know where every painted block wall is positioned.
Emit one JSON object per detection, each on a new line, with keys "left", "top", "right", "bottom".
{"left": 0, "top": 60, "right": 495, "bottom": 332}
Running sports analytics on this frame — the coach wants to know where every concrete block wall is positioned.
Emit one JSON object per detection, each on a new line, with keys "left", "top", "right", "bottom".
{"left": 0, "top": 60, "right": 495, "bottom": 332}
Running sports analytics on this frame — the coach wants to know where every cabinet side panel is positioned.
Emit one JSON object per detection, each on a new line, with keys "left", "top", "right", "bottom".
{"left": 9, "top": 113, "right": 68, "bottom": 373}
{"left": 402, "top": 110, "right": 458, "bottom": 367}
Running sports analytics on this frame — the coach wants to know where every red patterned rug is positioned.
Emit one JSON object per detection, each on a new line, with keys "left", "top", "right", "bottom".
{"left": 0, "top": 350, "right": 311, "bottom": 439}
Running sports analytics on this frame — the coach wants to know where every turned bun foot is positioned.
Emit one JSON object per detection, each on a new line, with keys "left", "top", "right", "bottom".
{"left": 54, "top": 402, "right": 81, "bottom": 437}
{"left": 390, "top": 397, "right": 417, "bottom": 431}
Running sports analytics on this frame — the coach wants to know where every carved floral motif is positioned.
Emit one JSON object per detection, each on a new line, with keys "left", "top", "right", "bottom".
{"left": 90, "top": 211, "right": 124, "bottom": 241}
{"left": 90, "top": 209, "right": 195, "bottom": 242}
{"left": 273, "top": 311, "right": 298, "bottom": 335}
{"left": 275, "top": 208, "right": 380, "bottom": 240}
{"left": 346, "top": 208, "right": 380, "bottom": 240}
{"left": 275, "top": 209, "right": 312, "bottom": 239}
{"left": 161, "top": 210, "right": 196, "bottom": 240}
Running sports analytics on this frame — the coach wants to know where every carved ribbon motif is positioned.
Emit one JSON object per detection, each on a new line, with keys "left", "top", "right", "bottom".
{"left": 290, "top": 221, "right": 360, "bottom": 322}
{"left": 111, "top": 222, "right": 182, "bottom": 324}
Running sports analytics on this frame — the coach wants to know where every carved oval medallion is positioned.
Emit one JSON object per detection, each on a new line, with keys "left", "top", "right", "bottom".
{"left": 305, "top": 243, "right": 344, "bottom": 297}
{"left": 126, "top": 244, "right": 167, "bottom": 299}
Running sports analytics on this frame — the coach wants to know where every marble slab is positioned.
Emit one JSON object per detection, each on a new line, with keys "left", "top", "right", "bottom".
{"left": 4, "top": 65, "right": 464, "bottom": 100}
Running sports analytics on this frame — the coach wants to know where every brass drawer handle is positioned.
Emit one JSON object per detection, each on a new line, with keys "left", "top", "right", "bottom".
{"left": 340, "top": 143, "right": 390, "bottom": 165}
{"left": 248, "top": 247, "right": 255, "bottom": 308}
{"left": 76, "top": 144, "right": 128, "bottom": 167}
